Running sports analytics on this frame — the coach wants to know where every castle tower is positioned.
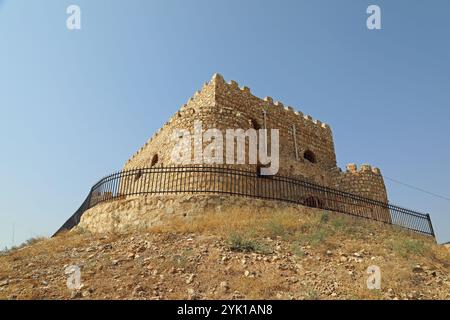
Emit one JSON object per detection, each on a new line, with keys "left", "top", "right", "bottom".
{"left": 77, "top": 73, "right": 390, "bottom": 233}
{"left": 123, "top": 73, "right": 388, "bottom": 202}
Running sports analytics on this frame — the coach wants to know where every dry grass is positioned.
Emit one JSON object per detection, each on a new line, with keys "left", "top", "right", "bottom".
{"left": 149, "top": 205, "right": 319, "bottom": 239}
{"left": 1, "top": 204, "right": 448, "bottom": 300}
{"left": 148, "top": 206, "right": 442, "bottom": 262}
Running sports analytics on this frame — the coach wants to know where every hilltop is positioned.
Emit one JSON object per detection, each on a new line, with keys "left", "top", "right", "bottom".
{"left": 0, "top": 207, "right": 449, "bottom": 300}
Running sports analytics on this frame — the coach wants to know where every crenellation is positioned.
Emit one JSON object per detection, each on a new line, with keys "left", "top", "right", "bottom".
{"left": 372, "top": 167, "right": 381, "bottom": 175}
{"left": 240, "top": 86, "right": 251, "bottom": 94}
{"left": 228, "top": 80, "right": 239, "bottom": 88}
{"left": 263, "top": 96, "right": 273, "bottom": 104}
{"left": 360, "top": 164, "right": 372, "bottom": 173}
{"left": 275, "top": 101, "right": 284, "bottom": 108}
{"left": 321, "top": 123, "right": 330, "bottom": 130}
{"left": 346, "top": 163, "right": 357, "bottom": 173}
{"left": 211, "top": 73, "right": 225, "bottom": 84}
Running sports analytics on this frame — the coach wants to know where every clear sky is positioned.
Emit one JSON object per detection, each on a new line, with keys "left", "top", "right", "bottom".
{"left": 1, "top": 0, "right": 449, "bottom": 247}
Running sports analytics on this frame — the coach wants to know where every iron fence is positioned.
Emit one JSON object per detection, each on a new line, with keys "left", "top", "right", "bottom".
{"left": 55, "top": 165, "right": 435, "bottom": 237}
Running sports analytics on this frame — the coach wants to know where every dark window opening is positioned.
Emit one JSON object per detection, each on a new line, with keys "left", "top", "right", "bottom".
{"left": 249, "top": 118, "right": 261, "bottom": 130}
{"left": 304, "top": 150, "right": 316, "bottom": 164}
{"left": 151, "top": 154, "right": 159, "bottom": 167}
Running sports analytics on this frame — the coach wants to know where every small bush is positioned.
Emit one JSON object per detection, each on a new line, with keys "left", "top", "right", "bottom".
{"left": 24, "top": 236, "right": 47, "bottom": 246}
{"left": 228, "top": 233, "right": 270, "bottom": 254}
{"left": 265, "top": 220, "right": 288, "bottom": 239}
{"left": 331, "top": 216, "right": 347, "bottom": 230}
{"left": 390, "top": 238, "right": 426, "bottom": 257}
{"left": 170, "top": 249, "right": 193, "bottom": 268}
{"left": 309, "top": 228, "right": 328, "bottom": 245}
{"left": 319, "top": 211, "right": 329, "bottom": 224}
{"left": 305, "top": 289, "right": 320, "bottom": 300}
{"left": 297, "top": 225, "right": 330, "bottom": 246}
{"left": 291, "top": 242, "right": 305, "bottom": 257}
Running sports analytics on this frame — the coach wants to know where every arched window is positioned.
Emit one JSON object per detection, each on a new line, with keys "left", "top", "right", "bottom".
{"left": 303, "top": 196, "right": 324, "bottom": 209}
{"left": 304, "top": 150, "right": 316, "bottom": 164}
{"left": 151, "top": 154, "right": 159, "bottom": 167}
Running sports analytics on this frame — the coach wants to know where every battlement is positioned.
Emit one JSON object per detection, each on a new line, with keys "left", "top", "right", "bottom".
{"left": 210, "top": 73, "right": 331, "bottom": 132}
{"left": 345, "top": 163, "right": 381, "bottom": 175}
{"left": 125, "top": 73, "right": 337, "bottom": 170}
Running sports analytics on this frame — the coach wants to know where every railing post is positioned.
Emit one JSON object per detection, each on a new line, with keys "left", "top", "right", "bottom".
{"left": 426, "top": 214, "right": 436, "bottom": 240}
{"left": 86, "top": 188, "right": 93, "bottom": 209}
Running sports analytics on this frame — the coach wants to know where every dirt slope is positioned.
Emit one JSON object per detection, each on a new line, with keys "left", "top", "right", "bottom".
{"left": 0, "top": 208, "right": 449, "bottom": 300}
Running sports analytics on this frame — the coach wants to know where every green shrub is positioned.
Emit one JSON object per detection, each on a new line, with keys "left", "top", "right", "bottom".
{"left": 170, "top": 249, "right": 193, "bottom": 268}
{"left": 309, "top": 228, "right": 328, "bottom": 245}
{"left": 291, "top": 242, "right": 305, "bottom": 257}
{"left": 24, "top": 236, "right": 46, "bottom": 246}
{"left": 265, "top": 220, "right": 288, "bottom": 239}
{"left": 320, "top": 211, "right": 329, "bottom": 224}
{"left": 228, "top": 233, "right": 270, "bottom": 254}
{"left": 390, "top": 238, "right": 426, "bottom": 257}
{"left": 331, "top": 216, "right": 347, "bottom": 230}
{"left": 297, "top": 225, "right": 330, "bottom": 246}
{"left": 305, "top": 288, "right": 320, "bottom": 300}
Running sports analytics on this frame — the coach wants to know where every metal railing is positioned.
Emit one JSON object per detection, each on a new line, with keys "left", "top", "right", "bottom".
{"left": 55, "top": 165, "right": 435, "bottom": 237}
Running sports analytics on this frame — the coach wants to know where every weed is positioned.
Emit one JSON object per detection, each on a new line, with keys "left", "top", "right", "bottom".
{"left": 228, "top": 233, "right": 270, "bottom": 254}
{"left": 391, "top": 238, "right": 426, "bottom": 257}
{"left": 320, "top": 211, "right": 329, "bottom": 224}
{"left": 265, "top": 220, "right": 288, "bottom": 239}
{"left": 170, "top": 249, "right": 193, "bottom": 268}
{"left": 291, "top": 242, "right": 305, "bottom": 257}
{"left": 305, "top": 288, "right": 320, "bottom": 300}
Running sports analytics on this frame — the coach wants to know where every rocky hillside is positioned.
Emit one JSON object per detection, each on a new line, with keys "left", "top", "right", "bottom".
{"left": 0, "top": 207, "right": 449, "bottom": 300}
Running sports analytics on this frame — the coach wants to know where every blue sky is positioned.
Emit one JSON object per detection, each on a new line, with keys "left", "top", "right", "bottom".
{"left": 0, "top": 0, "right": 449, "bottom": 246}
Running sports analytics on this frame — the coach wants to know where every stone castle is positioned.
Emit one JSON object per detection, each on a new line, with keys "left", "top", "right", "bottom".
{"left": 76, "top": 73, "right": 390, "bottom": 233}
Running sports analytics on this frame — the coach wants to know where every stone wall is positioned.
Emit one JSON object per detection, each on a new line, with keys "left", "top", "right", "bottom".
{"left": 77, "top": 194, "right": 328, "bottom": 234}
